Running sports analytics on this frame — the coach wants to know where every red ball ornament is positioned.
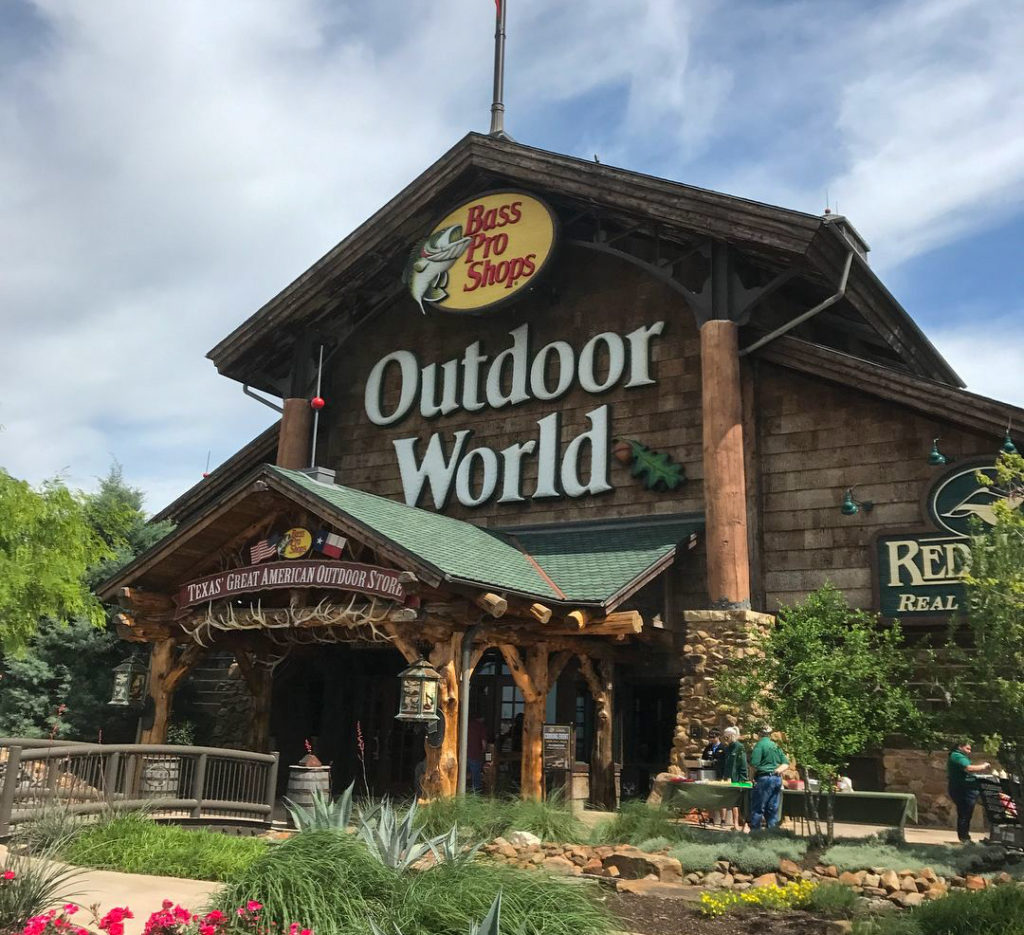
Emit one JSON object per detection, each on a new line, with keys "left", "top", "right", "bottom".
{"left": 310, "top": 396, "right": 326, "bottom": 411}
{"left": 202, "top": 472, "right": 210, "bottom": 478}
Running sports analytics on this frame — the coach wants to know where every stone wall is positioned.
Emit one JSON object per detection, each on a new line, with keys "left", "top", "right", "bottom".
{"left": 669, "top": 608, "right": 774, "bottom": 769}
{"left": 882, "top": 747, "right": 991, "bottom": 830}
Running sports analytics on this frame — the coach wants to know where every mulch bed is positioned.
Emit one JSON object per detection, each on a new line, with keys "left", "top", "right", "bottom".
{"left": 605, "top": 894, "right": 833, "bottom": 935}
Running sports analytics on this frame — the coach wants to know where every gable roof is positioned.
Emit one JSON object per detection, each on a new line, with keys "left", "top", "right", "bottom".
{"left": 102, "top": 464, "right": 701, "bottom": 613}
{"left": 206, "top": 132, "right": 961, "bottom": 395}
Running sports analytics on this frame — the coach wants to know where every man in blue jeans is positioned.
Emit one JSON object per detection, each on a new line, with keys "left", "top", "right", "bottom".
{"left": 749, "top": 726, "right": 788, "bottom": 830}
{"left": 947, "top": 740, "right": 990, "bottom": 842}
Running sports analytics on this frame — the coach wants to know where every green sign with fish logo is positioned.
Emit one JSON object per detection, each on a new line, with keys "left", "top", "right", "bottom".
{"left": 927, "top": 462, "right": 1020, "bottom": 538}
{"left": 403, "top": 191, "right": 557, "bottom": 314}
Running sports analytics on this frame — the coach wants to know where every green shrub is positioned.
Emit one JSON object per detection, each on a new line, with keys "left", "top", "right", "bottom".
{"left": 0, "top": 846, "right": 86, "bottom": 931}
{"left": 216, "top": 830, "right": 614, "bottom": 935}
{"left": 415, "top": 795, "right": 584, "bottom": 844}
{"left": 61, "top": 813, "right": 267, "bottom": 881}
{"left": 589, "top": 801, "right": 685, "bottom": 845}
{"left": 636, "top": 836, "right": 672, "bottom": 852}
{"left": 821, "top": 840, "right": 989, "bottom": 878}
{"left": 853, "top": 884, "right": 1024, "bottom": 935}
{"left": 806, "top": 881, "right": 859, "bottom": 918}
{"left": 669, "top": 831, "right": 807, "bottom": 874}
{"left": 12, "top": 806, "right": 94, "bottom": 852}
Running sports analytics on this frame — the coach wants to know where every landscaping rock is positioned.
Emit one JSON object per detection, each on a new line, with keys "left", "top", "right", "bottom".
{"left": 900, "top": 876, "right": 919, "bottom": 894}
{"left": 950, "top": 875, "right": 966, "bottom": 888}
{"left": 880, "top": 870, "right": 900, "bottom": 892}
{"left": 752, "top": 873, "right": 778, "bottom": 888}
{"left": 778, "top": 858, "right": 802, "bottom": 878}
{"left": 715, "top": 859, "right": 731, "bottom": 873}
{"left": 703, "top": 871, "right": 728, "bottom": 888}
{"left": 543, "top": 855, "right": 576, "bottom": 874}
{"left": 824, "top": 865, "right": 839, "bottom": 878}
{"left": 994, "top": 872, "right": 1014, "bottom": 886}
{"left": 862, "top": 873, "right": 881, "bottom": 888}
{"left": 863, "top": 887, "right": 888, "bottom": 898}
{"left": 507, "top": 831, "right": 541, "bottom": 848}
{"left": 825, "top": 922, "right": 853, "bottom": 935}
{"left": 919, "top": 867, "right": 938, "bottom": 884}
{"left": 839, "top": 871, "right": 862, "bottom": 887}
{"left": 925, "top": 884, "right": 947, "bottom": 900}
{"left": 900, "top": 893, "right": 925, "bottom": 908}
{"left": 965, "top": 875, "right": 987, "bottom": 891}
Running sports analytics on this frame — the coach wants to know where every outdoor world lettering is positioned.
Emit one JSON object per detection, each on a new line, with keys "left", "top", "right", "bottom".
{"left": 363, "top": 320, "right": 666, "bottom": 509}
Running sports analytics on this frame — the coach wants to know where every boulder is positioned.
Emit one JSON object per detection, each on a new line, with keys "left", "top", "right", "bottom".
{"left": 703, "top": 871, "right": 728, "bottom": 888}
{"left": 583, "top": 857, "right": 603, "bottom": 874}
{"left": 899, "top": 892, "right": 924, "bottom": 908}
{"left": 508, "top": 830, "right": 541, "bottom": 848}
{"left": 994, "top": 872, "right": 1014, "bottom": 886}
{"left": 926, "top": 884, "right": 948, "bottom": 900}
{"left": 778, "top": 858, "right": 802, "bottom": 878}
{"left": 919, "top": 867, "right": 938, "bottom": 884}
{"left": 863, "top": 887, "right": 888, "bottom": 898}
{"left": 825, "top": 923, "right": 853, "bottom": 935}
{"left": 880, "top": 870, "right": 900, "bottom": 892}
{"left": 965, "top": 875, "right": 987, "bottom": 891}
{"left": 862, "top": 873, "right": 881, "bottom": 889}
{"left": 543, "top": 855, "right": 576, "bottom": 874}
{"left": 900, "top": 876, "right": 919, "bottom": 894}
{"left": 752, "top": 873, "right": 778, "bottom": 888}
{"left": 839, "top": 871, "right": 862, "bottom": 888}
{"left": 824, "top": 865, "right": 839, "bottom": 878}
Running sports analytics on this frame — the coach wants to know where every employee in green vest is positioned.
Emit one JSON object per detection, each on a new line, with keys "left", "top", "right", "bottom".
{"left": 749, "top": 726, "right": 789, "bottom": 830}
{"left": 947, "top": 740, "right": 990, "bottom": 843}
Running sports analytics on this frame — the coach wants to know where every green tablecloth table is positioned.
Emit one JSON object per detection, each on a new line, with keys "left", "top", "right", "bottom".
{"left": 782, "top": 790, "right": 918, "bottom": 830}
{"left": 663, "top": 782, "right": 750, "bottom": 815}
{"left": 663, "top": 783, "right": 918, "bottom": 833}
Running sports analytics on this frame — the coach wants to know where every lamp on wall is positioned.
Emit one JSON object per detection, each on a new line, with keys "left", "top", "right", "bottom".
{"left": 928, "top": 438, "right": 951, "bottom": 466}
{"left": 1002, "top": 431, "right": 1018, "bottom": 456}
{"left": 840, "top": 488, "right": 874, "bottom": 516}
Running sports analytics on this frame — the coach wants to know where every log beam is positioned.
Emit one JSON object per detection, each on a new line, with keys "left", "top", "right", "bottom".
{"left": 473, "top": 592, "right": 508, "bottom": 618}
{"left": 276, "top": 398, "right": 313, "bottom": 469}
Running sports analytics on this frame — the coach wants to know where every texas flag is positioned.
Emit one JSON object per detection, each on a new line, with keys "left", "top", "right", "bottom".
{"left": 313, "top": 529, "right": 347, "bottom": 559}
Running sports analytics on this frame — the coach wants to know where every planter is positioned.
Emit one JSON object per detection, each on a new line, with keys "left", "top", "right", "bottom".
{"left": 286, "top": 764, "right": 331, "bottom": 812}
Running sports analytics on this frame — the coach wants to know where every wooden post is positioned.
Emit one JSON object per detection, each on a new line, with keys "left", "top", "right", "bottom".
{"left": 579, "top": 655, "right": 616, "bottom": 810}
{"left": 276, "top": 398, "right": 313, "bottom": 470}
{"left": 700, "top": 320, "right": 751, "bottom": 608}
{"left": 234, "top": 652, "right": 274, "bottom": 753}
{"left": 499, "top": 643, "right": 547, "bottom": 800}
{"left": 140, "top": 639, "right": 175, "bottom": 744}
{"left": 421, "top": 632, "right": 462, "bottom": 799}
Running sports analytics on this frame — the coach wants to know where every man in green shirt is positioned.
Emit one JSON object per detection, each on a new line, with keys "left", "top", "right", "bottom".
{"left": 749, "top": 726, "right": 789, "bottom": 830}
{"left": 947, "top": 741, "right": 990, "bottom": 843}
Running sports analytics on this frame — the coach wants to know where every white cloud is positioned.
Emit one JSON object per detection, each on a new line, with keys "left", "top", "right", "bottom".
{"left": 0, "top": 0, "right": 1021, "bottom": 510}
{"left": 930, "top": 316, "right": 1024, "bottom": 409}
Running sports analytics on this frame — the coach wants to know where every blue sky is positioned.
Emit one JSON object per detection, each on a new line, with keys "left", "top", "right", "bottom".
{"left": 0, "top": 0, "right": 1022, "bottom": 512}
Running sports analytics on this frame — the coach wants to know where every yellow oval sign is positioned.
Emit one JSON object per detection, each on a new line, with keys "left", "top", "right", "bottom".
{"left": 278, "top": 527, "right": 312, "bottom": 559}
{"left": 404, "top": 192, "right": 556, "bottom": 314}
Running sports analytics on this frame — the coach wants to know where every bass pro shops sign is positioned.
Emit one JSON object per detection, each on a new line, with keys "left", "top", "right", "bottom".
{"left": 876, "top": 463, "right": 1020, "bottom": 618}
{"left": 404, "top": 192, "right": 556, "bottom": 315}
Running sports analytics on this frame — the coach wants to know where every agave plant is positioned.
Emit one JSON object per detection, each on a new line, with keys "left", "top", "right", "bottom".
{"left": 283, "top": 782, "right": 354, "bottom": 832}
{"left": 356, "top": 798, "right": 451, "bottom": 872}
{"left": 432, "top": 825, "right": 484, "bottom": 865}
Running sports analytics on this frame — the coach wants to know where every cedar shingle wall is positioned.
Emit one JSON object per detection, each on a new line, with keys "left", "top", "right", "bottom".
{"left": 756, "top": 362, "right": 995, "bottom": 611}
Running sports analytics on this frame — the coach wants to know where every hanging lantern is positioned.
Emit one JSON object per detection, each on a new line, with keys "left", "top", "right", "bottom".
{"left": 1002, "top": 433, "right": 1018, "bottom": 456}
{"left": 928, "top": 438, "right": 948, "bottom": 466}
{"left": 108, "top": 652, "right": 148, "bottom": 708}
{"left": 395, "top": 658, "right": 442, "bottom": 724}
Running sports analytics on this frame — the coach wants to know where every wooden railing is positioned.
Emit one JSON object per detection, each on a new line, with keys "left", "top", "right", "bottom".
{"left": 0, "top": 738, "right": 278, "bottom": 836}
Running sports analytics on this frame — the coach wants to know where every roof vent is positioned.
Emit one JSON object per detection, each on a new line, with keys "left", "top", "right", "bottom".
{"left": 822, "top": 212, "right": 870, "bottom": 263}
{"left": 299, "top": 466, "right": 336, "bottom": 485}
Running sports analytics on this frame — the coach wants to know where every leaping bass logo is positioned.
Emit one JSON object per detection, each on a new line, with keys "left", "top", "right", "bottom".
{"left": 403, "top": 192, "right": 557, "bottom": 315}
{"left": 928, "top": 464, "right": 1024, "bottom": 538}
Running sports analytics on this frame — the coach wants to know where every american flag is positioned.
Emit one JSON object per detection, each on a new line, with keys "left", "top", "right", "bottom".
{"left": 249, "top": 535, "right": 280, "bottom": 565}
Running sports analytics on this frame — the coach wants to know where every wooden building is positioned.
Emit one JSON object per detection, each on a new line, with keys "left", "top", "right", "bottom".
{"left": 99, "top": 133, "right": 1023, "bottom": 815}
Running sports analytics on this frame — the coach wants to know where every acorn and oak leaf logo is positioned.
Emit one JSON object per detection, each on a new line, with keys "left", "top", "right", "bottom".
{"left": 929, "top": 465, "right": 1024, "bottom": 538}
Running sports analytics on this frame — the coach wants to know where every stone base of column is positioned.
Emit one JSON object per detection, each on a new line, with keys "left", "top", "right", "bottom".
{"left": 667, "top": 609, "right": 775, "bottom": 772}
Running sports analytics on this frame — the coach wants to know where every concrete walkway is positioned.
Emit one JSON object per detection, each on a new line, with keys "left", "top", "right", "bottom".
{"left": 0, "top": 844, "right": 222, "bottom": 935}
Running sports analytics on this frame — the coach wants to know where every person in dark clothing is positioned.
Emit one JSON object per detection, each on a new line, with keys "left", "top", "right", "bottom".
{"left": 702, "top": 728, "right": 728, "bottom": 826}
{"left": 947, "top": 740, "right": 990, "bottom": 842}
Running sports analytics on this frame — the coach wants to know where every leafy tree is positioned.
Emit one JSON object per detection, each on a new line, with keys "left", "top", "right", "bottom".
{"left": 0, "top": 465, "right": 174, "bottom": 740}
{"left": 716, "top": 584, "right": 923, "bottom": 842}
{"left": 0, "top": 470, "right": 108, "bottom": 652}
{"left": 944, "top": 451, "right": 1024, "bottom": 821}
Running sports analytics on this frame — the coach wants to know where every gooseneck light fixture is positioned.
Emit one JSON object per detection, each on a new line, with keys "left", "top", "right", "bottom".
{"left": 928, "top": 438, "right": 950, "bottom": 466}
{"left": 1002, "top": 431, "right": 1018, "bottom": 456}
{"left": 840, "top": 487, "right": 874, "bottom": 516}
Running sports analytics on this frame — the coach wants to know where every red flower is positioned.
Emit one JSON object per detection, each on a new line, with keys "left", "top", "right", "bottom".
{"left": 3, "top": 870, "right": 15, "bottom": 880}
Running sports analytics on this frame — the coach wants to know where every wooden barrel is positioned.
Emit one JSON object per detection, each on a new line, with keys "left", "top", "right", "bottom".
{"left": 286, "top": 765, "right": 331, "bottom": 810}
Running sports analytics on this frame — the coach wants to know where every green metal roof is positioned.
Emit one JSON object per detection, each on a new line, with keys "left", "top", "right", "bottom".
{"left": 273, "top": 466, "right": 701, "bottom": 607}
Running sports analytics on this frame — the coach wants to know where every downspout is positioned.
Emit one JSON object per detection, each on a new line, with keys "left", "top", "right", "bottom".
{"left": 739, "top": 250, "right": 855, "bottom": 356}
{"left": 457, "top": 619, "right": 487, "bottom": 795}
{"left": 242, "top": 384, "right": 284, "bottom": 413}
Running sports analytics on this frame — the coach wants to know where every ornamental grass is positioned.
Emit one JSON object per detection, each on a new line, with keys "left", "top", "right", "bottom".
{"left": 852, "top": 884, "right": 1024, "bottom": 935}
{"left": 414, "top": 795, "right": 584, "bottom": 844}
{"left": 60, "top": 813, "right": 268, "bottom": 881}
{"left": 214, "top": 830, "right": 614, "bottom": 935}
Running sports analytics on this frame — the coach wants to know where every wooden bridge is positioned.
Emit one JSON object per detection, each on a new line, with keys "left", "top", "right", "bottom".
{"left": 0, "top": 738, "right": 278, "bottom": 836}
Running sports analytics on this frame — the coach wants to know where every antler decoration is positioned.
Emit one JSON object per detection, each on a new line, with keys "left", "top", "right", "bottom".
{"left": 185, "top": 595, "right": 395, "bottom": 647}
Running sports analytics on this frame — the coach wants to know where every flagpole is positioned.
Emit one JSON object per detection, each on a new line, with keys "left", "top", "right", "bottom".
{"left": 489, "top": 0, "right": 508, "bottom": 138}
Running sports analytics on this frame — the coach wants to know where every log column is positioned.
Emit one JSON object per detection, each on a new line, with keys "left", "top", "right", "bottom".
{"left": 422, "top": 632, "right": 462, "bottom": 799}
{"left": 579, "top": 656, "right": 616, "bottom": 810}
{"left": 276, "top": 398, "right": 313, "bottom": 470}
{"left": 139, "top": 641, "right": 206, "bottom": 744}
{"left": 500, "top": 643, "right": 548, "bottom": 800}
{"left": 234, "top": 651, "right": 273, "bottom": 753}
{"left": 700, "top": 320, "right": 751, "bottom": 608}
